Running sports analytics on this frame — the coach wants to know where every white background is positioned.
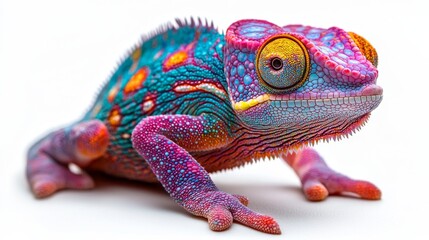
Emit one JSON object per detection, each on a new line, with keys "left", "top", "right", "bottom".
{"left": 1, "top": 0, "right": 428, "bottom": 239}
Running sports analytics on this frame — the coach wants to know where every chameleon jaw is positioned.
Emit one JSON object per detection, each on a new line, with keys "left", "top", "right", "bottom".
{"left": 232, "top": 91, "right": 383, "bottom": 112}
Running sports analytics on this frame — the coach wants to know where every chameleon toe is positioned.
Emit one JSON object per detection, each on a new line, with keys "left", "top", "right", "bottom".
{"left": 229, "top": 201, "right": 281, "bottom": 234}
{"left": 207, "top": 206, "right": 233, "bottom": 231}
{"left": 31, "top": 176, "right": 62, "bottom": 198}
{"left": 344, "top": 180, "right": 381, "bottom": 200}
{"left": 303, "top": 180, "right": 329, "bottom": 201}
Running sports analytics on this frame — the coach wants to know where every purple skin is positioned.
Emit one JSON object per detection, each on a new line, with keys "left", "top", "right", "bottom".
{"left": 27, "top": 19, "right": 383, "bottom": 234}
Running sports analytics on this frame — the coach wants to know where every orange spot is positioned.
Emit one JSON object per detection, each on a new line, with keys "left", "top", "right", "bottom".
{"left": 164, "top": 50, "right": 188, "bottom": 70}
{"left": 124, "top": 67, "right": 148, "bottom": 93}
{"left": 108, "top": 109, "right": 121, "bottom": 127}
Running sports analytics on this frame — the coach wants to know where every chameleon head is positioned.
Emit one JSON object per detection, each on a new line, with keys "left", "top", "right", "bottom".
{"left": 224, "top": 19, "right": 382, "bottom": 141}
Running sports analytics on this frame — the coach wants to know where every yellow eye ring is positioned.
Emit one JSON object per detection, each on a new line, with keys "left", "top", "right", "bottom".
{"left": 256, "top": 34, "right": 310, "bottom": 93}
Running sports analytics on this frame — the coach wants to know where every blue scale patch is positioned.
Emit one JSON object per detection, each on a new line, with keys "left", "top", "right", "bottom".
{"left": 234, "top": 78, "right": 240, "bottom": 85}
{"left": 331, "top": 56, "right": 347, "bottom": 66}
{"left": 240, "top": 26, "right": 266, "bottom": 34}
{"left": 243, "top": 75, "right": 252, "bottom": 85}
{"left": 309, "top": 28, "right": 323, "bottom": 33}
{"left": 309, "top": 73, "right": 319, "bottom": 81}
{"left": 237, "top": 65, "right": 245, "bottom": 77}
{"left": 306, "top": 33, "right": 320, "bottom": 40}
{"left": 242, "top": 32, "right": 266, "bottom": 39}
{"left": 349, "top": 59, "right": 360, "bottom": 65}
{"left": 319, "top": 46, "right": 334, "bottom": 55}
{"left": 321, "top": 33, "right": 335, "bottom": 43}
{"left": 337, "top": 53, "right": 348, "bottom": 60}
{"left": 230, "top": 66, "right": 237, "bottom": 76}
{"left": 335, "top": 42, "right": 345, "bottom": 50}
{"left": 237, "top": 52, "right": 247, "bottom": 62}
{"left": 238, "top": 85, "right": 244, "bottom": 92}
{"left": 344, "top": 49, "right": 354, "bottom": 56}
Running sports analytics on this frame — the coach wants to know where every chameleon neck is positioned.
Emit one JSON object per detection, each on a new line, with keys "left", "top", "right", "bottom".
{"left": 195, "top": 112, "right": 369, "bottom": 172}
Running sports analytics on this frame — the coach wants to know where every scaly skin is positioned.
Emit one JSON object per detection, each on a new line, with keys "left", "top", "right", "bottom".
{"left": 27, "top": 18, "right": 383, "bottom": 234}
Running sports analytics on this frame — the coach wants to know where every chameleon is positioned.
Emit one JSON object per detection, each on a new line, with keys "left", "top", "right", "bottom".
{"left": 27, "top": 18, "right": 383, "bottom": 234}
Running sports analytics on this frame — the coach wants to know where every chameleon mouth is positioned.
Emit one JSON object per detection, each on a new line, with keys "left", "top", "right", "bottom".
{"left": 232, "top": 85, "right": 383, "bottom": 111}
{"left": 268, "top": 94, "right": 382, "bottom": 109}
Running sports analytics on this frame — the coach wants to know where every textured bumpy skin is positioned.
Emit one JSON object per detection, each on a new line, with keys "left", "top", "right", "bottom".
{"left": 27, "top": 18, "right": 383, "bottom": 234}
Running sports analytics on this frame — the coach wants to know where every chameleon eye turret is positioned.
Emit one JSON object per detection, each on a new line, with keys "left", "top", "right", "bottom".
{"left": 256, "top": 35, "right": 310, "bottom": 92}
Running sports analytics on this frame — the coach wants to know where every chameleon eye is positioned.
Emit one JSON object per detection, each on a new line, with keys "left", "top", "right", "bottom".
{"left": 270, "top": 57, "right": 283, "bottom": 71}
{"left": 348, "top": 32, "right": 378, "bottom": 67}
{"left": 256, "top": 34, "right": 310, "bottom": 92}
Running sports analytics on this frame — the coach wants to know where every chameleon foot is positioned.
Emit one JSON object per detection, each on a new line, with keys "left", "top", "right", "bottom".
{"left": 27, "top": 120, "right": 109, "bottom": 198}
{"left": 184, "top": 191, "right": 280, "bottom": 234}
{"left": 28, "top": 155, "right": 95, "bottom": 198}
{"left": 282, "top": 148, "right": 381, "bottom": 201}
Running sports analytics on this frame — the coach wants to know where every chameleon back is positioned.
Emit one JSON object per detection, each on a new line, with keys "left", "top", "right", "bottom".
{"left": 83, "top": 21, "right": 235, "bottom": 179}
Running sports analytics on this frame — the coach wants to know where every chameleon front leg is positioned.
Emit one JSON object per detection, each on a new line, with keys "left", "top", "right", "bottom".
{"left": 282, "top": 148, "right": 381, "bottom": 201}
{"left": 131, "top": 114, "right": 280, "bottom": 234}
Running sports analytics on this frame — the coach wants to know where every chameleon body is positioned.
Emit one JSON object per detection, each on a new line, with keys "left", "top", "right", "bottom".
{"left": 27, "top": 19, "right": 383, "bottom": 234}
